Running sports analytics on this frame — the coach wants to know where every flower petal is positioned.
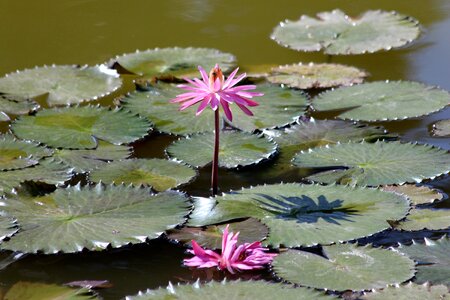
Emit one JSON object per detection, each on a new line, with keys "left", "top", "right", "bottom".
{"left": 222, "top": 67, "right": 239, "bottom": 89}
{"left": 220, "top": 99, "right": 233, "bottom": 121}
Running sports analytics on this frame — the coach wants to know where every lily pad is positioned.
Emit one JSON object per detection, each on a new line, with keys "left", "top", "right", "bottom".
{"left": 362, "top": 282, "right": 449, "bottom": 300}
{"left": 0, "top": 214, "right": 17, "bottom": 241}
{"left": 122, "top": 82, "right": 215, "bottom": 135}
{"left": 272, "top": 244, "right": 415, "bottom": 291}
{"left": 271, "top": 10, "right": 420, "bottom": 55}
{"left": 228, "top": 83, "right": 308, "bottom": 132}
{"left": 11, "top": 106, "right": 151, "bottom": 149}
{"left": 4, "top": 281, "right": 98, "bottom": 300}
{"left": 53, "top": 141, "right": 132, "bottom": 173}
{"left": 311, "top": 81, "right": 450, "bottom": 122}
{"left": 188, "top": 183, "right": 409, "bottom": 247}
{"left": 126, "top": 280, "right": 335, "bottom": 300}
{"left": 395, "top": 208, "right": 450, "bottom": 231}
{"left": 0, "top": 65, "right": 122, "bottom": 106}
{"left": 432, "top": 120, "right": 450, "bottom": 137}
{"left": 381, "top": 185, "right": 444, "bottom": 206}
{"left": 89, "top": 158, "right": 197, "bottom": 191}
{"left": 111, "top": 47, "right": 236, "bottom": 79}
{"left": 0, "top": 184, "right": 191, "bottom": 253}
{"left": 166, "top": 131, "right": 277, "bottom": 168}
{"left": 398, "top": 236, "right": 450, "bottom": 285}
{"left": 0, "top": 134, "right": 53, "bottom": 171}
{"left": 167, "top": 218, "right": 269, "bottom": 249}
{"left": 0, "top": 94, "right": 39, "bottom": 121}
{"left": 293, "top": 141, "right": 450, "bottom": 186}
{"left": 267, "top": 63, "right": 368, "bottom": 89}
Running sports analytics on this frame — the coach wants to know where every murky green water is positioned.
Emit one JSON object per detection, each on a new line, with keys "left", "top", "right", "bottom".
{"left": 0, "top": 1, "right": 449, "bottom": 299}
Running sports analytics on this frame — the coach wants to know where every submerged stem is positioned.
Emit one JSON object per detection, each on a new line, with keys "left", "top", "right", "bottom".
{"left": 211, "top": 109, "right": 220, "bottom": 196}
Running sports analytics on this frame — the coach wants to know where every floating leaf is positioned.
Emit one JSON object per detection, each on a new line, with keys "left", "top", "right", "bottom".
{"left": 0, "top": 214, "right": 17, "bottom": 241}
{"left": 381, "top": 185, "right": 444, "bottom": 206}
{"left": 311, "top": 81, "right": 450, "bottom": 122}
{"left": 395, "top": 208, "right": 450, "bottom": 231}
{"left": 271, "top": 10, "right": 420, "bottom": 55}
{"left": 122, "top": 83, "right": 215, "bottom": 135}
{"left": 53, "top": 141, "right": 132, "bottom": 173}
{"left": 166, "top": 131, "right": 277, "bottom": 168}
{"left": 167, "top": 218, "right": 269, "bottom": 249}
{"left": 267, "top": 63, "right": 368, "bottom": 89}
{"left": 111, "top": 47, "right": 236, "bottom": 79}
{"left": 0, "top": 65, "right": 122, "bottom": 106}
{"left": 398, "top": 236, "right": 450, "bottom": 285}
{"left": 126, "top": 280, "right": 334, "bottom": 300}
{"left": 0, "top": 134, "right": 53, "bottom": 171}
{"left": 432, "top": 120, "right": 450, "bottom": 137}
{"left": 4, "top": 281, "right": 98, "bottom": 300}
{"left": 293, "top": 141, "right": 450, "bottom": 186}
{"left": 362, "top": 282, "right": 450, "bottom": 300}
{"left": 89, "top": 158, "right": 197, "bottom": 191}
{"left": 0, "top": 184, "right": 190, "bottom": 254}
{"left": 228, "top": 83, "right": 308, "bottom": 132}
{"left": 188, "top": 183, "right": 409, "bottom": 247}
{"left": 0, "top": 94, "right": 39, "bottom": 121}
{"left": 11, "top": 106, "right": 151, "bottom": 149}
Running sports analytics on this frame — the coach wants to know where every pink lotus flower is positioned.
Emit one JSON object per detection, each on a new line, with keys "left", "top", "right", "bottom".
{"left": 183, "top": 225, "right": 277, "bottom": 274}
{"left": 170, "top": 64, "right": 263, "bottom": 121}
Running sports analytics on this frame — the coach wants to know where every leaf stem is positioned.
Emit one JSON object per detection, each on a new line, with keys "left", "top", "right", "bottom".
{"left": 211, "top": 109, "right": 220, "bottom": 196}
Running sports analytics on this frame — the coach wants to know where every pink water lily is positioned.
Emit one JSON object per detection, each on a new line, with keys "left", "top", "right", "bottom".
{"left": 183, "top": 225, "right": 277, "bottom": 274}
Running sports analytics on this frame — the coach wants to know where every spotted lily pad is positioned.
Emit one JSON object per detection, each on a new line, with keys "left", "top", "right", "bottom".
{"left": 4, "top": 282, "right": 98, "bottom": 300}
{"left": 89, "top": 158, "right": 197, "bottom": 191}
{"left": 188, "top": 183, "right": 409, "bottom": 247}
{"left": 395, "top": 208, "right": 450, "bottom": 231}
{"left": 0, "top": 65, "right": 122, "bottom": 106}
{"left": 381, "top": 185, "right": 444, "bottom": 206}
{"left": 293, "top": 141, "right": 450, "bottom": 186}
{"left": 166, "top": 131, "right": 277, "bottom": 168}
{"left": 11, "top": 106, "right": 151, "bottom": 149}
{"left": 312, "top": 81, "right": 450, "bottom": 122}
{"left": 271, "top": 10, "right": 420, "bottom": 55}
{"left": 0, "top": 184, "right": 191, "bottom": 254}
{"left": 0, "top": 214, "right": 17, "bottom": 241}
{"left": 267, "top": 63, "right": 368, "bottom": 89}
{"left": 432, "top": 120, "right": 450, "bottom": 137}
{"left": 362, "top": 282, "right": 449, "bottom": 300}
{"left": 111, "top": 47, "right": 236, "bottom": 79}
{"left": 0, "top": 134, "right": 53, "bottom": 171}
{"left": 126, "top": 280, "right": 335, "bottom": 300}
{"left": 0, "top": 94, "right": 39, "bottom": 121}
{"left": 272, "top": 244, "right": 415, "bottom": 291}
{"left": 398, "top": 236, "right": 450, "bottom": 285}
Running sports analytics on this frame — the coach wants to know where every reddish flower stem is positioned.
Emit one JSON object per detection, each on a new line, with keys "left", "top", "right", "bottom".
{"left": 211, "top": 109, "right": 220, "bottom": 195}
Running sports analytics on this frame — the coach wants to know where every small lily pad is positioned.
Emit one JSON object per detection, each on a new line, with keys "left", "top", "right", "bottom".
{"left": 0, "top": 184, "right": 191, "bottom": 254}
{"left": 0, "top": 94, "right": 39, "bottom": 121}
{"left": 311, "top": 81, "right": 450, "bottom": 122}
{"left": 362, "top": 282, "right": 449, "bottom": 300}
{"left": 167, "top": 218, "right": 269, "bottom": 249}
{"left": 0, "top": 214, "right": 17, "bottom": 241}
{"left": 267, "top": 63, "right": 368, "bottom": 89}
{"left": 398, "top": 236, "right": 450, "bottom": 285}
{"left": 11, "top": 106, "right": 151, "bottom": 149}
{"left": 4, "top": 281, "right": 98, "bottom": 300}
{"left": 166, "top": 131, "right": 277, "bottom": 168}
{"left": 395, "top": 208, "right": 450, "bottom": 231}
{"left": 272, "top": 244, "right": 415, "bottom": 291}
{"left": 0, "top": 65, "right": 122, "bottom": 106}
{"left": 381, "top": 185, "right": 444, "bottom": 206}
{"left": 111, "top": 47, "right": 236, "bottom": 79}
{"left": 432, "top": 120, "right": 450, "bottom": 137}
{"left": 0, "top": 134, "right": 53, "bottom": 171}
{"left": 293, "top": 141, "right": 450, "bottom": 186}
{"left": 89, "top": 158, "right": 197, "bottom": 191}
{"left": 271, "top": 10, "right": 420, "bottom": 55}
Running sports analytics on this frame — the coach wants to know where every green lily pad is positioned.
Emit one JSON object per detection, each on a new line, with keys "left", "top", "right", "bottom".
{"left": 0, "top": 94, "right": 39, "bottom": 121}
{"left": 272, "top": 244, "right": 415, "bottom": 291}
{"left": 88, "top": 158, "right": 197, "bottom": 191}
{"left": 53, "top": 141, "right": 132, "bottom": 173}
{"left": 0, "top": 65, "right": 122, "bottom": 106}
{"left": 111, "top": 47, "right": 236, "bottom": 79}
{"left": 126, "top": 280, "right": 335, "bottom": 300}
{"left": 432, "top": 120, "right": 450, "bottom": 137}
{"left": 0, "top": 214, "right": 17, "bottom": 241}
{"left": 311, "top": 81, "right": 450, "bottom": 122}
{"left": 0, "top": 134, "right": 53, "bottom": 171}
{"left": 381, "top": 185, "right": 444, "bottom": 206}
{"left": 398, "top": 236, "right": 450, "bottom": 285}
{"left": 271, "top": 10, "right": 420, "bottom": 55}
{"left": 166, "top": 218, "right": 269, "bottom": 249}
{"left": 0, "top": 184, "right": 191, "bottom": 254}
{"left": 122, "top": 82, "right": 215, "bottom": 135}
{"left": 188, "top": 183, "right": 409, "bottom": 247}
{"left": 166, "top": 131, "right": 277, "bottom": 168}
{"left": 4, "top": 281, "right": 98, "bottom": 300}
{"left": 395, "top": 208, "right": 450, "bottom": 231}
{"left": 228, "top": 83, "right": 308, "bottom": 132}
{"left": 11, "top": 106, "right": 151, "bottom": 149}
{"left": 293, "top": 141, "right": 450, "bottom": 186}
{"left": 362, "top": 282, "right": 449, "bottom": 300}
{"left": 267, "top": 63, "right": 368, "bottom": 89}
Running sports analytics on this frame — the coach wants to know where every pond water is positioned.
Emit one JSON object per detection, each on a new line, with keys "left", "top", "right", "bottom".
{"left": 0, "top": 0, "right": 449, "bottom": 299}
